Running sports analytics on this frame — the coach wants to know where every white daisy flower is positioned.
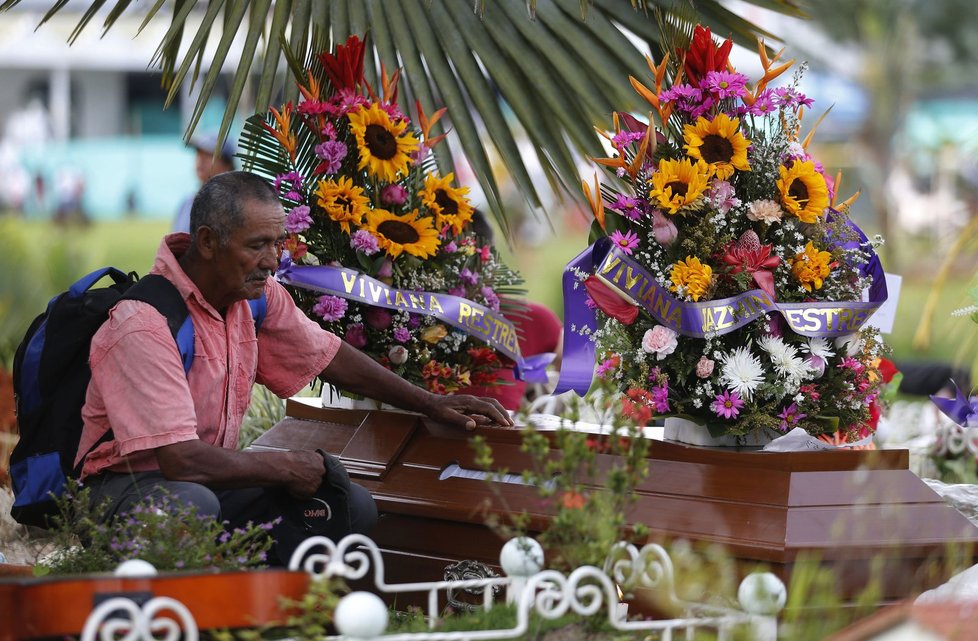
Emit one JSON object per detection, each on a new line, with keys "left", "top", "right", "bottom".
{"left": 759, "top": 335, "right": 812, "bottom": 384}
{"left": 720, "top": 346, "right": 765, "bottom": 401}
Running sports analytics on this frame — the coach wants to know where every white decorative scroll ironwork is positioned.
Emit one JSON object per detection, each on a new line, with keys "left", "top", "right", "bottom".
{"left": 290, "top": 534, "right": 785, "bottom": 641}
{"left": 80, "top": 596, "right": 198, "bottom": 641}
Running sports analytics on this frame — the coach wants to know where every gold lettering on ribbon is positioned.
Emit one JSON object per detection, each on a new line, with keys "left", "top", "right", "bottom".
{"left": 341, "top": 272, "right": 357, "bottom": 294}
{"left": 429, "top": 295, "right": 444, "bottom": 314}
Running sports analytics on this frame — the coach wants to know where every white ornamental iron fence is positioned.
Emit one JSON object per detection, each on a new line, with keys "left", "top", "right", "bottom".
{"left": 81, "top": 534, "right": 787, "bottom": 641}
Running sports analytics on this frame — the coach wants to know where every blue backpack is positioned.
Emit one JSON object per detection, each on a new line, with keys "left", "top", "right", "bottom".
{"left": 9, "top": 267, "right": 267, "bottom": 528}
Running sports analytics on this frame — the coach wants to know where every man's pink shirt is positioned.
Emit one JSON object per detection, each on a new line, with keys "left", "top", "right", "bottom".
{"left": 76, "top": 234, "right": 340, "bottom": 478}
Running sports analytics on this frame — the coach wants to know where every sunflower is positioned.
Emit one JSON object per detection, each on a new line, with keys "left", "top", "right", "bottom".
{"left": 419, "top": 172, "right": 474, "bottom": 235}
{"left": 315, "top": 176, "right": 370, "bottom": 234}
{"left": 683, "top": 113, "right": 751, "bottom": 180}
{"left": 364, "top": 208, "right": 440, "bottom": 259}
{"left": 347, "top": 104, "right": 419, "bottom": 182}
{"left": 776, "top": 160, "right": 829, "bottom": 224}
{"left": 648, "top": 158, "right": 711, "bottom": 214}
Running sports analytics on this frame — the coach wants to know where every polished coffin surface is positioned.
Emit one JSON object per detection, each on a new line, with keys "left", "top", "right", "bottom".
{"left": 253, "top": 400, "right": 978, "bottom": 602}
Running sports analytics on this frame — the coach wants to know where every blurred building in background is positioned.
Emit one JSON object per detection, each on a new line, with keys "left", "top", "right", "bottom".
{"left": 0, "top": 1, "right": 245, "bottom": 219}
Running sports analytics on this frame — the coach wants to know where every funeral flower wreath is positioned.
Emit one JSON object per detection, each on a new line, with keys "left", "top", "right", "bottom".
{"left": 239, "top": 36, "right": 538, "bottom": 394}
{"left": 557, "top": 25, "right": 890, "bottom": 441}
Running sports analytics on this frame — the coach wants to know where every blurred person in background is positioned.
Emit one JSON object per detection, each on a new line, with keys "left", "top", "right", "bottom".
{"left": 172, "top": 133, "right": 236, "bottom": 233}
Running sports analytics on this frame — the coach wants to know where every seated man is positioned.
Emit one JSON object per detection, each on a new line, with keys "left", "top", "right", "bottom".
{"left": 76, "top": 171, "right": 511, "bottom": 564}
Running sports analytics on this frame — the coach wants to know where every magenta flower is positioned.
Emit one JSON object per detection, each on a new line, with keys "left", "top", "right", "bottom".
{"left": 285, "top": 205, "right": 312, "bottom": 233}
{"left": 651, "top": 209, "right": 678, "bottom": 246}
{"left": 381, "top": 184, "right": 408, "bottom": 206}
{"left": 344, "top": 323, "right": 368, "bottom": 348}
{"left": 448, "top": 285, "right": 466, "bottom": 297}
{"left": 610, "top": 195, "right": 645, "bottom": 220}
{"left": 481, "top": 286, "right": 500, "bottom": 311}
{"left": 650, "top": 384, "right": 670, "bottom": 413}
{"left": 443, "top": 241, "right": 458, "bottom": 254}
{"left": 313, "top": 295, "right": 348, "bottom": 322}
{"left": 273, "top": 171, "right": 303, "bottom": 197}
{"left": 708, "top": 180, "right": 741, "bottom": 215}
{"left": 659, "top": 84, "right": 702, "bottom": 113}
{"left": 459, "top": 268, "right": 480, "bottom": 286}
{"left": 773, "top": 87, "right": 814, "bottom": 108}
{"left": 611, "top": 130, "right": 645, "bottom": 149}
{"left": 350, "top": 229, "right": 379, "bottom": 255}
{"left": 393, "top": 327, "right": 411, "bottom": 343}
{"left": 314, "top": 140, "right": 347, "bottom": 174}
{"left": 610, "top": 229, "right": 640, "bottom": 255}
{"left": 711, "top": 390, "right": 745, "bottom": 419}
{"left": 777, "top": 403, "right": 806, "bottom": 431}
{"left": 702, "top": 71, "right": 748, "bottom": 99}
{"left": 595, "top": 357, "right": 619, "bottom": 378}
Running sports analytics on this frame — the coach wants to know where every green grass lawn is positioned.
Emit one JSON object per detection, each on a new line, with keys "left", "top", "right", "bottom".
{"left": 2, "top": 214, "right": 976, "bottom": 374}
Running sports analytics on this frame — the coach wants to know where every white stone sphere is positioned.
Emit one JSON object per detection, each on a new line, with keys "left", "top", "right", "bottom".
{"left": 738, "top": 572, "right": 787, "bottom": 615}
{"left": 499, "top": 537, "right": 544, "bottom": 576}
{"left": 114, "top": 559, "right": 158, "bottom": 577}
{"left": 334, "top": 591, "right": 388, "bottom": 638}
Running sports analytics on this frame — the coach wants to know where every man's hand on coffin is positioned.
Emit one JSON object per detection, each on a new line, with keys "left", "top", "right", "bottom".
{"left": 422, "top": 393, "right": 514, "bottom": 431}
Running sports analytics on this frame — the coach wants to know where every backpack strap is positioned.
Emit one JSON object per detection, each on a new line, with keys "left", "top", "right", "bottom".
{"left": 122, "top": 275, "right": 194, "bottom": 374}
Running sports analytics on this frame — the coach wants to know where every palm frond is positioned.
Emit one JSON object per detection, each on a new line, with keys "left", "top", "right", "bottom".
{"left": 0, "top": 0, "right": 800, "bottom": 233}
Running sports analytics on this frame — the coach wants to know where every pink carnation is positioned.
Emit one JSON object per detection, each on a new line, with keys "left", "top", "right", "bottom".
{"left": 641, "top": 325, "right": 678, "bottom": 360}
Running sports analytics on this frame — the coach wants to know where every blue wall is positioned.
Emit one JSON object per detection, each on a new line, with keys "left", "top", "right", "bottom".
{"left": 18, "top": 135, "right": 199, "bottom": 221}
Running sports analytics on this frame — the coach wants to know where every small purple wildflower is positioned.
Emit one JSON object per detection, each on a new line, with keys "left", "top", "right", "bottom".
{"left": 611, "top": 130, "right": 645, "bottom": 149}
{"left": 711, "top": 390, "right": 745, "bottom": 419}
{"left": 393, "top": 327, "right": 411, "bottom": 343}
{"left": 777, "top": 402, "right": 806, "bottom": 431}
{"left": 650, "top": 384, "right": 670, "bottom": 413}
{"left": 595, "top": 357, "right": 618, "bottom": 378}
{"left": 285, "top": 205, "right": 312, "bottom": 233}
{"left": 609, "top": 229, "right": 640, "bottom": 255}
{"left": 702, "top": 71, "right": 748, "bottom": 99}
{"left": 459, "top": 268, "right": 480, "bottom": 286}
{"left": 313, "top": 295, "right": 348, "bottom": 322}
{"left": 659, "top": 84, "right": 703, "bottom": 113}
{"left": 443, "top": 241, "right": 458, "bottom": 253}
{"left": 773, "top": 87, "right": 814, "bottom": 109}
{"left": 273, "top": 171, "right": 303, "bottom": 197}
{"left": 610, "top": 195, "right": 645, "bottom": 220}
{"left": 350, "top": 229, "right": 379, "bottom": 255}
{"left": 481, "top": 286, "right": 500, "bottom": 311}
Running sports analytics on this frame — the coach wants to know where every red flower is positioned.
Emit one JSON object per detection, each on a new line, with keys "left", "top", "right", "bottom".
{"left": 561, "top": 491, "right": 587, "bottom": 510}
{"left": 721, "top": 231, "right": 781, "bottom": 298}
{"left": 680, "top": 25, "right": 734, "bottom": 86}
{"left": 876, "top": 357, "right": 899, "bottom": 384}
{"left": 584, "top": 275, "right": 638, "bottom": 325}
{"left": 318, "top": 35, "right": 365, "bottom": 91}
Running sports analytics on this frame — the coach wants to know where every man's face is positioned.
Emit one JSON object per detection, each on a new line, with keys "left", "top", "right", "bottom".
{"left": 212, "top": 198, "right": 286, "bottom": 303}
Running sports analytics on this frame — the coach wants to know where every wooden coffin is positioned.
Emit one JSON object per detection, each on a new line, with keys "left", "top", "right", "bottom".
{"left": 252, "top": 399, "right": 978, "bottom": 604}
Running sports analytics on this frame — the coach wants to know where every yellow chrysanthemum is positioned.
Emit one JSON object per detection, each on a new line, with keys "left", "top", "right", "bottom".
{"left": 649, "top": 158, "right": 711, "bottom": 214}
{"left": 347, "top": 103, "right": 419, "bottom": 182}
{"left": 315, "top": 176, "right": 370, "bottom": 234}
{"left": 364, "top": 208, "right": 440, "bottom": 259}
{"left": 670, "top": 256, "right": 713, "bottom": 302}
{"left": 419, "top": 172, "right": 474, "bottom": 236}
{"left": 776, "top": 160, "right": 829, "bottom": 224}
{"left": 683, "top": 113, "right": 751, "bottom": 180}
{"left": 791, "top": 241, "right": 834, "bottom": 292}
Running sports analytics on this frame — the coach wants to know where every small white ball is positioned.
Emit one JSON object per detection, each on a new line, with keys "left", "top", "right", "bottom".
{"left": 334, "top": 591, "right": 388, "bottom": 638}
{"left": 499, "top": 537, "right": 544, "bottom": 577}
{"left": 114, "top": 559, "right": 158, "bottom": 577}
{"left": 738, "top": 572, "right": 787, "bottom": 615}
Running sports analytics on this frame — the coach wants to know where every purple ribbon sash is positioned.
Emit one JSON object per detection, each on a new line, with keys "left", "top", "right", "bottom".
{"left": 275, "top": 257, "right": 553, "bottom": 383}
{"left": 556, "top": 219, "right": 888, "bottom": 395}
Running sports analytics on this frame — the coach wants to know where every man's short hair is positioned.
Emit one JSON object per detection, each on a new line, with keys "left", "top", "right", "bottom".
{"left": 189, "top": 171, "right": 279, "bottom": 245}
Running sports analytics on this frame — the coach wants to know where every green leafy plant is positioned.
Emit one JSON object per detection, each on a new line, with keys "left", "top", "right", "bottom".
{"left": 472, "top": 378, "right": 651, "bottom": 572}
{"left": 36, "top": 479, "right": 276, "bottom": 576}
